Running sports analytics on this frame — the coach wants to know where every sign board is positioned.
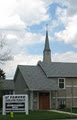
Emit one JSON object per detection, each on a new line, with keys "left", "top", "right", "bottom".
{"left": 2, "top": 95, "right": 28, "bottom": 115}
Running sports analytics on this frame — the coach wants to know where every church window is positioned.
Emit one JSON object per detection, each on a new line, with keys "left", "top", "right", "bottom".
{"left": 58, "top": 78, "right": 65, "bottom": 89}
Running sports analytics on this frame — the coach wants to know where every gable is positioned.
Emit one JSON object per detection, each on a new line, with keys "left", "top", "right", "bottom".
{"left": 14, "top": 67, "right": 29, "bottom": 93}
{"left": 17, "top": 65, "right": 59, "bottom": 91}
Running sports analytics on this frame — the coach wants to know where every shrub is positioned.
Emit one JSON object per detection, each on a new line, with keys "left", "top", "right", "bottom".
{"left": 59, "top": 104, "right": 66, "bottom": 109}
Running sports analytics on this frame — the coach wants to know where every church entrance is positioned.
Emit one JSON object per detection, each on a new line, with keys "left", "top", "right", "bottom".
{"left": 39, "top": 92, "right": 50, "bottom": 110}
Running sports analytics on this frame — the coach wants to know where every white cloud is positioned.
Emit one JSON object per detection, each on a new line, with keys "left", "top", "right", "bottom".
{"left": 16, "top": 0, "right": 49, "bottom": 25}
{"left": 55, "top": 15, "right": 77, "bottom": 46}
{"left": 2, "top": 52, "right": 42, "bottom": 79}
{"left": 0, "top": 0, "right": 50, "bottom": 54}
{"left": 17, "top": 32, "right": 45, "bottom": 45}
{"left": 52, "top": 51, "right": 77, "bottom": 63}
{"left": 43, "top": 0, "right": 53, "bottom": 7}
{"left": 55, "top": 1, "right": 77, "bottom": 47}
{"left": 0, "top": 0, "right": 49, "bottom": 30}
{"left": 54, "top": 0, "right": 77, "bottom": 16}
{"left": 6, "top": 34, "right": 18, "bottom": 40}
{"left": 5, "top": 31, "right": 45, "bottom": 49}
{"left": 66, "top": 0, "right": 77, "bottom": 16}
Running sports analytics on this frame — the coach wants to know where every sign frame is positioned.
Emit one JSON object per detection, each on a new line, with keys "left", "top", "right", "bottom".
{"left": 2, "top": 94, "right": 28, "bottom": 115}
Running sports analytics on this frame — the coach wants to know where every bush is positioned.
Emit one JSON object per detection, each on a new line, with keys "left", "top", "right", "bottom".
{"left": 59, "top": 104, "right": 66, "bottom": 109}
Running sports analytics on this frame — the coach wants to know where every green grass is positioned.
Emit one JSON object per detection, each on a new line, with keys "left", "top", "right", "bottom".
{"left": 0, "top": 111, "right": 77, "bottom": 120}
{"left": 60, "top": 108, "right": 77, "bottom": 113}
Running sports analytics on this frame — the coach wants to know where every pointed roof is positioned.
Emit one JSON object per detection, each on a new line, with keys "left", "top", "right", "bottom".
{"left": 14, "top": 65, "right": 59, "bottom": 91}
{"left": 44, "top": 30, "right": 51, "bottom": 51}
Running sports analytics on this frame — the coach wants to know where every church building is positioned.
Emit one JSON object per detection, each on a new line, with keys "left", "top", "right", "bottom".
{"left": 14, "top": 29, "right": 77, "bottom": 110}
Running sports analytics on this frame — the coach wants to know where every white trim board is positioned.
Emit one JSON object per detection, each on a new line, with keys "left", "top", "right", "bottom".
{"left": 66, "top": 85, "right": 77, "bottom": 87}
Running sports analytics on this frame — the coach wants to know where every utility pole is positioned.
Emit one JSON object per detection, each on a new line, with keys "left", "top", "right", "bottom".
{"left": 70, "top": 79, "right": 73, "bottom": 118}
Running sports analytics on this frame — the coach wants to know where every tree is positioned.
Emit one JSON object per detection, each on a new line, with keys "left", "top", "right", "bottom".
{"left": 0, "top": 68, "right": 5, "bottom": 79}
{"left": 0, "top": 68, "right": 5, "bottom": 109}
{"left": 0, "top": 33, "right": 13, "bottom": 64}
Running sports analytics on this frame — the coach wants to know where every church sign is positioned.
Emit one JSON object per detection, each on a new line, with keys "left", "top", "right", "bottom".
{"left": 2, "top": 95, "right": 28, "bottom": 115}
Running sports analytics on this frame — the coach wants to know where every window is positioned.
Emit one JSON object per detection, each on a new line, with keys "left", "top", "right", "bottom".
{"left": 58, "top": 78, "right": 65, "bottom": 89}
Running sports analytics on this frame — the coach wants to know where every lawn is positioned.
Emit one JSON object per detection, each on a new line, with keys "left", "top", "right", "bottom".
{"left": 0, "top": 111, "right": 77, "bottom": 120}
{"left": 60, "top": 108, "right": 77, "bottom": 114}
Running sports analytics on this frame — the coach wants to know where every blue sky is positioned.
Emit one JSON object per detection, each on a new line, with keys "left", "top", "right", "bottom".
{"left": 0, "top": 0, "right": 77, "bottom": 78}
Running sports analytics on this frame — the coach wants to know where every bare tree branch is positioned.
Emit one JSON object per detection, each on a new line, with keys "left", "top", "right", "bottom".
{"left": 0, "top": 33, "right": 13, "bottom": 64}
{"left": 0, "top": 33, "right": 6, "bottom": 48}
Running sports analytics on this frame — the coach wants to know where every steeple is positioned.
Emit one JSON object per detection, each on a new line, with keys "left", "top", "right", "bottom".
{"left": 43, "top": 25, "right": 51, "bottom": 63}
{"left": 44, "top": 29, "right": 51, "bottom": 51}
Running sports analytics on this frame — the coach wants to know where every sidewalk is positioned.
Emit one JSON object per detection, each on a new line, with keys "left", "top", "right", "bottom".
{"left": 50, "top": 110, "right": 77, "bottom": 116}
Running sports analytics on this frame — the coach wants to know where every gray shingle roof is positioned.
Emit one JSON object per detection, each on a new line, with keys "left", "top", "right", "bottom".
{"left": 38, "top": 61, "right": 77, "bottom": 77}
{"left": 18, "top": 65, "right": 58, "bottom": 91}
{"left": 0, "top": 79, "right": 14, "bottom": 90}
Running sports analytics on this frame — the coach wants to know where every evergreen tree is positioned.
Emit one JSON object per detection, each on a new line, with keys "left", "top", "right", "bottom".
{"left": 0, "top": 68, "right": 5, "bottom": 79}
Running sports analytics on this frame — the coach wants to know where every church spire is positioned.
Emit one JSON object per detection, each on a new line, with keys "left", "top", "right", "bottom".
{"left": 43, "top": 25, "right": 51, "bottom": 63}
{"left": 44, "top": 29, "right": 51, "bottom": 51}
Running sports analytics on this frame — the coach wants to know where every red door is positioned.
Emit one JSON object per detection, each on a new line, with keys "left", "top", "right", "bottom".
{"left": 39, "top": 93, "right": 50, "bottom": 110}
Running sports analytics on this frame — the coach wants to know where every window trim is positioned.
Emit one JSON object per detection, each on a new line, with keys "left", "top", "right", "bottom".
{"left": 58, "top": 78, "right": 65, "bottom": 89}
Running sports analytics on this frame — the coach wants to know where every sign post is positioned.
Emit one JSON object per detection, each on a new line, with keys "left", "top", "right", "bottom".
{"left": 2, "top": 96, "right": 6, "bottom": 115}
{"left": 2, "top": 94, "right": 28, "bottom": 115}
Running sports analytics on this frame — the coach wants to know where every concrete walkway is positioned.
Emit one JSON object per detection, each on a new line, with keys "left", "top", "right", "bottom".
{"left": 50, "top": 110, "right": 77, "bottom": 116}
